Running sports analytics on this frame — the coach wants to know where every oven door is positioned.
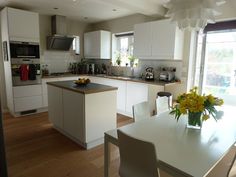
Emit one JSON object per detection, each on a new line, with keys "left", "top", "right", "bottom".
{"left": 10, "top": 41, "right": 40, "bottom": 59}
{"left": 11, "top": 64, "right": 41, "bottom": 86}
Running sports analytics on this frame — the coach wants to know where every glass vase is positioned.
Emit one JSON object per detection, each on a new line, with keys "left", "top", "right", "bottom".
{"left": 187, "top": 112, "right": 202, "bottom": 129}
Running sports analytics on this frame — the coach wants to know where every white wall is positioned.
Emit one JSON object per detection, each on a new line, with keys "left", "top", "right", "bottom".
{"left": 39, "top": 15, "right": 91, "bottom": 73}
{"left": 0, "top": 17, "right": 7, "bottom": 111}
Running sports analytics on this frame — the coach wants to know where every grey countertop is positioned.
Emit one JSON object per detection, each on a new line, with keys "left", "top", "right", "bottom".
{"left": 47, "top": 80, "right": 118, "bottom": 94}
{"left": 43, "top": 73, "right": 178, "bottom": 86}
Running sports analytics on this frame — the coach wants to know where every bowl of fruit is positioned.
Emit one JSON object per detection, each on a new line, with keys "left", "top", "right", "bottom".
{"left": 74, "top": 78, "right": 90, "bottom": 86}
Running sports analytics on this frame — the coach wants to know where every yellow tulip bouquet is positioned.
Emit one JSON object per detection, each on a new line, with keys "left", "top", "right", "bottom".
{"left": 170, "top": 87, "right": 224, "bottom": 126}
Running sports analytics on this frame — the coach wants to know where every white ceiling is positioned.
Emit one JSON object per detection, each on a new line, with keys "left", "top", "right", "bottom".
{"left": 0, "top": 0, "right": 167, "bottom": 23}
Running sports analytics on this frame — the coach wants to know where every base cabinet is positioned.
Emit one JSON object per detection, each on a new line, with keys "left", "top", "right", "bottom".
{"left": 48, "top": 84, "right": 116, "bottom": 149}
{"left": 126, "top": 82, "right": 148, "bottom": 116}
{"left": 90, "top": 76, "right": 165, "bottom": 117}
{"left": 63, "top": 90, "right": 85, "bottom": 142}
{"left": 48, "top": 86, "right": 63, "bottom": 129}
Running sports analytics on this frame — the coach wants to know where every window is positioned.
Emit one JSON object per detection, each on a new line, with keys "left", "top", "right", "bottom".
{"left": 194, "top": 22, "right": 236, "bottom": 106}
{"left": 112, "top": 32, "right": 134, "bottom": 66}
{"left": 72, "top": 36, "right": 80, "bottom": 55}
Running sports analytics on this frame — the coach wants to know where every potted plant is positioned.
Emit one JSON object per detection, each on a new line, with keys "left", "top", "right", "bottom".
{"left": 170, "top": 87, "right": 224, "bottom": 129}
{"left": 116, "top": 52, "right": 122, "bottom": 66}
{"left": 128, "top": 55, "right": 138, "bottom": 67}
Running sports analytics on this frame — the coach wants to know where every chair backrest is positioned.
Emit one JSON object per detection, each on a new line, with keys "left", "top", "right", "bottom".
{"left": 156, "top": 96, "right": 169, "bottom": 115}
{"left": 132, "top": 101, "right": 150, "bottom": 122}
{"left": 228, "top": 150, "right": 236, "bottom": 177}
{"left": 117, "top": 129, "right": 159, "bottom": 177}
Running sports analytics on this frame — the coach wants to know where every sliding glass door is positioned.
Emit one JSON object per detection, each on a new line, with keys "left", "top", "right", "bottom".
{"left": 196, "top": 31, "right": 236, "bottom": 106}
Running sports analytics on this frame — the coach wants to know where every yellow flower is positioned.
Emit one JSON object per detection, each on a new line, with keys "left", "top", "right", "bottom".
{"left": 170, "top": 87, "right": 224, "bottom": 122}
{"left": 202, "top": 114, "right": 210, "bottom": 121}
{"left": 207, "top": 94, "right": 215, "bottom": 104}
{"left": 215, "top": 98, "right": 224, "bottom": 106}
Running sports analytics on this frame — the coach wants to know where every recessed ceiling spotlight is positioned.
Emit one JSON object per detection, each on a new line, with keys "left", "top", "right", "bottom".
{"left": 73, "top": 0, "right": 77, "bottom": 2}
{"left": 53, "top": 7, "right": 58, "bottom": 10}
{"left": 112, "top": 9, "right": 117, "bottom": 12}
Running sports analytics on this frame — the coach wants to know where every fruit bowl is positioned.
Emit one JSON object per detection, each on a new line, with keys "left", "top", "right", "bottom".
{"left": 74, "top": 78, "right": 90, "bottom": 86}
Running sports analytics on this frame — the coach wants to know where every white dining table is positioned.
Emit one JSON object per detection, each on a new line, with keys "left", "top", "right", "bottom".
{"left": 104, "top": 106, "right": 236, "bottom": 177}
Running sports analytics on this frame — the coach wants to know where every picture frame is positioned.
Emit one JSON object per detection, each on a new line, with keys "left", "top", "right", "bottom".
{"left": 2, "top": 41, "right": 8, "bottom": 61}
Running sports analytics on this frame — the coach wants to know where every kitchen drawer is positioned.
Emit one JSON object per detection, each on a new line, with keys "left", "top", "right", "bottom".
{"left": 13, "top": 85, "right": 42, "bottom": 98}
{"left": 14, "top": 96, "right": 43, "bottom": 112}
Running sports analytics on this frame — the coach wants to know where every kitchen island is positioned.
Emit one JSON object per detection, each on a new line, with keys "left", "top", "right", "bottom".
{"left": 47, "top": 80, "right": 117, "bottom": 149}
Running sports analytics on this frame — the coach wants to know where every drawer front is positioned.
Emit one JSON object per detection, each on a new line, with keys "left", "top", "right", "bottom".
{"left": 14, "top": 96, "right": 43, "bottom": 112}
{"left": 13, "top": 85, "right": 42, "bottom": 98}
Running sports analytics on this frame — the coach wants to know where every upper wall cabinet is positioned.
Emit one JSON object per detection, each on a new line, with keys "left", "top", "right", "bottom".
{"left": 7, "top": 7, "right": 40, "bottom": 43}
{"left": 134, "top": 19, "right": 184, "bottom": 60}
{"left": 84, "top": 30, "right": 111, "bottom": 59}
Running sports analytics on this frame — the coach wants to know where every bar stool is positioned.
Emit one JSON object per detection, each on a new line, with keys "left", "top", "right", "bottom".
{"left": 157, "top": 92, "right": 172, "bottom": 108}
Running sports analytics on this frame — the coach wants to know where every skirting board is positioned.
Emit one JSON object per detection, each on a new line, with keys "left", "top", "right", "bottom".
{"left": 53, "top": 126, "right": 104, "bottom": 150}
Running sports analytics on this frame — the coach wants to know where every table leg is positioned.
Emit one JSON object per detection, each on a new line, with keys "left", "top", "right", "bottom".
{"left": 104, "top": 134, "right": 111, "bottom": 177}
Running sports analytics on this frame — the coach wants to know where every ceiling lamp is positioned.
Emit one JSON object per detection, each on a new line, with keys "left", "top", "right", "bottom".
{"left": 164, "top": 0, "right": 226, "bottom": 31}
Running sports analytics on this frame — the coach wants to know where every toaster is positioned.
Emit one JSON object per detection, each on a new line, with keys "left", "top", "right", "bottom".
{"left": 159, "top": 71, "right": 175, "bottom": 82}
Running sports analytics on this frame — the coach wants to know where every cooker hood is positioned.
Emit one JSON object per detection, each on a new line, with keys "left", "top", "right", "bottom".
{"left": 47, "top": 15, "right": 74, "bottom": 51}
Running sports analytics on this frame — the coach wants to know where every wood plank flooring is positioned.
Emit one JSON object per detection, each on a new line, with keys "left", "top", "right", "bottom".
{"left": 2, "top": 112, "right": 236, "bottom": 177}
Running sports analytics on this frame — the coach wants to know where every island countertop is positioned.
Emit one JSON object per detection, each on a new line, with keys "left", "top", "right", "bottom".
{"left": 47, "top": 80, "right": 118, "bottom": 94}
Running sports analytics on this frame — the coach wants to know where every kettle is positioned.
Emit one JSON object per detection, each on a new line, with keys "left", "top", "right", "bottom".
{"left": 145, "top": 67, "right": 154, "bottom": 80}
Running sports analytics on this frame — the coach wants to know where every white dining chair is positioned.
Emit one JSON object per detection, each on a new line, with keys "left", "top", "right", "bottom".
{"left": 155, "top": 96, "right": 170, "bottom": 115}
{"left": 228, "top": 147, "right": 236, "bottom": 177}
{"left": 117, "top": 129, "right": 160, "bottom": 177}
{"left": 132, "top": 101, "right": 150, "bottom": 122}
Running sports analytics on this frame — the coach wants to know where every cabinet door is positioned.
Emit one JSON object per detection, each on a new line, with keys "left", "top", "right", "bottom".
{"left": 134, "top": 22, "right": 152, "bottom": 59}
{"left": 42, "top": 78, "right": 60, "bottom": 107}
{"left": 84, "top": 31, "right": 100, "bottom": 58}
{"left": 100, "top": 31, "right": 111, "bottom": 59}
{"left": 151, "top": 20, "right": 176, "bottom": 59}
{"left": 148, "top": 84, "right": 164, "bottom": 115}
{"left": 105, "top": 79, "right": 126, "bottom": 113}
{"left": 7, "top": 8, "right": 40, "bottom": 42}
{"left": 47, "top": 85, "right": 63, "bottom": 129}
{"left": 126, "top": 82, "right": 148, "bottom": 116}
{"left": 63, "top": 90, "right": 85, "bottom": 142}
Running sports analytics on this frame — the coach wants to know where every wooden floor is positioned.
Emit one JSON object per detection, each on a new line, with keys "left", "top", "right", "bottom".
{"left": 2, "top": 112, "right": 236, "bottom": 177}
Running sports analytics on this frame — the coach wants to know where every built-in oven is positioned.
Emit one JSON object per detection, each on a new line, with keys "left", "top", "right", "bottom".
{"left": 10, "top": 41, "right": 40, "bottom": 63}
{"left": 10, "top": 41, "right": 41, "bottom": 86}
{"left": 11, "top": 59, "right": 41, "bottom": 86}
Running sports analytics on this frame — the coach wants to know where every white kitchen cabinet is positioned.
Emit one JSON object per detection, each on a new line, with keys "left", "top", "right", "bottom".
{"left": 13, "top": 85, "right": 42, "bottom": 98}
{"left": 63, "top": 89, "right": 85, "bottom": 142}
{"left": 90, "top": 76, "right": 127, "bottom": 114}
{"left": 42, "top": 78, "right": 60, "bottom": 107}
{"left": 126, "top": 82, "right": 148, "bottom": 116}
{"left": 47, "top": 85, "right": 63, "bottom": 129}
{"left": 7, "top": 7, "right": 40, "bottom": 42}
{"left": 104, "top": 79, "right": 127, "bottom": 114}
{"left": 14, "top": 96, "right": 43, "bottom": 112}
{"left": 42, "top": 76, "right": 80, "bottom": 107}
{"left": 13, "top": 85, "right": 43, "bottom": 112}
{"left": 134, "top": 19, "right": 184, "bottom": 60}
{"left": 133, "top": 22, "right": 152, "bottom": 58}
{"left": 84, "top": 30, "right": 111, "bottom": 59}
{"left": 148, "top": 84, "right": 164, "bottom": 115}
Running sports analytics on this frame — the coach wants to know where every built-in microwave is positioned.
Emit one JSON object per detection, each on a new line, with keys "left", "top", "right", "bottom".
{"left": 10, "top": 41, "right": 40, "bottom": 61}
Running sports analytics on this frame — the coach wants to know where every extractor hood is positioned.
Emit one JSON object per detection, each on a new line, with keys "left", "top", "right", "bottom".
{"left": 47, "top": 15, "right": 74, "bottom": 51}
